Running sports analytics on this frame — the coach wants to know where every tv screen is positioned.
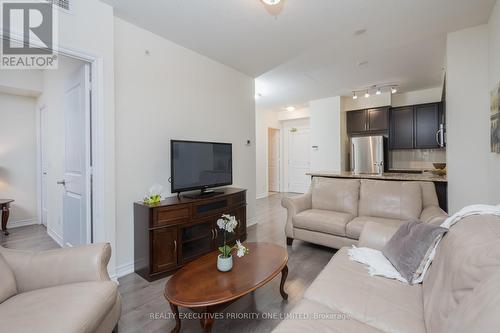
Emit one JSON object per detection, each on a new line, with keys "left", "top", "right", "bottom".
{"left": 171, "top": 140, "right": 233, "bottom": 193}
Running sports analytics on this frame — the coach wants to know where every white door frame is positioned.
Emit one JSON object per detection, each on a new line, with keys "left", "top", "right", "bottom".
{"left": 11, "top": 34, "right": 109, "bottom": 245}
{"left": 36, "top": 105, "right": 48, "bottom": 228}
{"left": 267, "top": 127, "right": 281, "bottom": 193}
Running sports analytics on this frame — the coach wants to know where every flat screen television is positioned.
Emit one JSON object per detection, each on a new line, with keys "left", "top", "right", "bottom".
{"left": 170, "top": 140, "right": 233, "bottom": 196}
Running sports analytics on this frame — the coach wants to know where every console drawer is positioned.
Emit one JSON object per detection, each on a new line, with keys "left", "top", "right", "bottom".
{"left": 153, "top": 205, "right": 190, "bottom": 227}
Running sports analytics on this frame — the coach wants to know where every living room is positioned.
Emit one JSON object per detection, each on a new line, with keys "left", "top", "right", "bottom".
{"left": 1, "top": 0, "right": 500, "bottom": 332}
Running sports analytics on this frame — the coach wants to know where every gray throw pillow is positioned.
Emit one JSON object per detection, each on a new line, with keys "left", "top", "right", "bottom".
{"left": 382, "top": 219, "right": 447, "bottom": 284}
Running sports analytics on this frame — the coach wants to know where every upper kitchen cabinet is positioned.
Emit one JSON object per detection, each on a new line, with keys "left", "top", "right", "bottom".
{"left": 346, "top": 107, "right": 389, "bottom": 135}
{"left": 367, "top": 108, "right": 389, "bottom": 132}
{"left": 390, "top": 106, "right": 414, "bottom": 149}
{"left": 389, "top": 102, "right": 444, "bottom": 150}
{"left": 346, "top": 110, "right": 367, "bottom": 134}
{"left": 414, "top": 104, "right": 440, "bottom": 148}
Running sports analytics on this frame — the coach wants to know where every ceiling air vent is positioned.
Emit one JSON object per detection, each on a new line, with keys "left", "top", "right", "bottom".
{"left": 48, "top": 0, "right": 70, "bottom": 12}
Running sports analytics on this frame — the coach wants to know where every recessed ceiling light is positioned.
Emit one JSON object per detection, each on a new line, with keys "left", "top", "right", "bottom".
{"left": 354, "top": 29, "right": 367, "bottom": 36}
{"left": 286, "top": 106, "right": 296, "bottom": 112}
{"left": 262, "top": 0, "right": 281, "bottom": 5}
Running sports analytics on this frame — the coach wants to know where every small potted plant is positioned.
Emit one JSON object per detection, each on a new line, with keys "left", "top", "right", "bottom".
{"left": 216, "top": 214, "right": 249, "bottom": 272}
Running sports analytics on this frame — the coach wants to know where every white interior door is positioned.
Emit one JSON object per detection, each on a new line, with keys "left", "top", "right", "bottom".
{"left": 287, "top": 127, "right": 311, "bottom": 193}
{"left": 268, "top": 128, "right": 280, "bottom": 192}
{"left": 61, "top": 64, "right": 91, "bottom": 247}
{"left": 40, "top": 107, "right": 48, "bottom": 226}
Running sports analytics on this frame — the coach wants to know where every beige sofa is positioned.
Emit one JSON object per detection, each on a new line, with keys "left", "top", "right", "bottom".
{"left": 282, "top": 177, "right": 447, "bottom": 249}
{"left": 0, "top": 243, "right": 122, "bottom": 333}
{"left": 273, "top": 213, "right": 500, "bottom": 333}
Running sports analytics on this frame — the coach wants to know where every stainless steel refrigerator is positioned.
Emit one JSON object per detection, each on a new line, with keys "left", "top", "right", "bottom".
{"left": 351, "top": 136, "right": 385, "bottom": 174}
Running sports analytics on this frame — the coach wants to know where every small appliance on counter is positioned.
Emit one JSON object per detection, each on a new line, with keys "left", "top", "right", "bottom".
{"left": 350, "top": 136, "right": 386, "bottom": 175}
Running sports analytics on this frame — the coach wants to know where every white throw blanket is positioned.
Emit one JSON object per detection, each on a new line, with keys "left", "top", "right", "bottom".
{"left": 348, "top": 204, "right": 500, "bottom": 284}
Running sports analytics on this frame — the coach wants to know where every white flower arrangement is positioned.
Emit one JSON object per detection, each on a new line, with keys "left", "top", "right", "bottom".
{"left": 216, "top": 214, "right": 249, "bottom": 259}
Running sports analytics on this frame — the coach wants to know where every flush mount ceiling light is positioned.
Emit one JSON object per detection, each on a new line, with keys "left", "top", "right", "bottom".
{"left": 262, "top": 0, "right": 281, "bottom": 5}
{"left": 286, "top": 106, "right": 296, "bottom": 112}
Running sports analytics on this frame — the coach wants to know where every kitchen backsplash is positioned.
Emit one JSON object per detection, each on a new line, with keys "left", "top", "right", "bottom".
{"left": 389, "top": 149, "right": 446, "bottom": 170}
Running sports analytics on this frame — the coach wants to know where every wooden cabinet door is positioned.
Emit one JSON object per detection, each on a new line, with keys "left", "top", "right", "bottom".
{"left": 346, "top": 110, "right": 367, "bottom": 134}
{"left": 151, "top": 227, "right": 177, "bottom": 273}
{"left": 415, "top": 104, "right": 440, "bottom": 148}
{"left": 390, "top": 107, "right": 414, "bottom": 149}
{"left": 367, "top": 108, "right": 389, "bottom": 132}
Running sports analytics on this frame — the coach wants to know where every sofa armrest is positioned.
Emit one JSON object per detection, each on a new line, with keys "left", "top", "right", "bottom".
{"left": 358, "top": 222, "right": 399, "bottom": 251}
{"left": 420, "top": 206, "right": 448, "bottom": 225}
{"left": 281, "top": 192, "right": 312, "bottom": 238}
{"left": 0, "top": 243, "right": 112, "bottom": 293}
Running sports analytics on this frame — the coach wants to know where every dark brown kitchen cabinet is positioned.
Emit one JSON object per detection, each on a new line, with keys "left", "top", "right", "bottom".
{"left": 347, "top": 107, "right": 389, "bottom": 135}
{"left": 367, "top": 108, "right": 389, "bottom": 132}
{"left": 389, "top": 102, "right": 444, "bottom": 150}
{"left": 347, "top": 110, "right": 367, "bottom": 134}
{"left": 390, "top": 107, "right": 414, "bottom": 149}
{"left": 415, "top": 104, "right": 440, "bottom": 148}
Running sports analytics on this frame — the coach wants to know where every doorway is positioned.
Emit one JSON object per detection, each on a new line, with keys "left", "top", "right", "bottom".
{"left": 37, "top": 57, "right": 93, "bottom": 247}
{"left": 268, "top": 128, "right": 280, "bottom": 193}
{"left": 285, "top": 125, "right": 311, "bottom": 193}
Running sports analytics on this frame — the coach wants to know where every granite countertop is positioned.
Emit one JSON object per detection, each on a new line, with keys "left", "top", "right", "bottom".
{"left": 307, "top": 171, "right": 448, "bottom": 183}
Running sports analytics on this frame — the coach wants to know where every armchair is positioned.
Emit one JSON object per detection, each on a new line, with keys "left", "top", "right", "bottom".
{"left": 0, "top": 243, "right": 121, "bottom": 333}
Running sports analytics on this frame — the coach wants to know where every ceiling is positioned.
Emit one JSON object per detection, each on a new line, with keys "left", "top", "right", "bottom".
{"left": 101, "top": 0, "right": 496, "bottom": 110}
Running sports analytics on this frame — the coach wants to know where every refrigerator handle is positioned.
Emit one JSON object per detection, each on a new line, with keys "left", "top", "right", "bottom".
{"left": 351, "top": 143, "right": 355, "bottom": 172}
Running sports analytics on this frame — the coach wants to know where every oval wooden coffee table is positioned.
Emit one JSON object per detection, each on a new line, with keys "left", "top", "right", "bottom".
{"left": 164, "top": 242, "right": 289, "bottom": 333}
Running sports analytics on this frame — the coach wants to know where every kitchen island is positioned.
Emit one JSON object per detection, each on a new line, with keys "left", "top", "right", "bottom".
{"left": 307, "top": 171, "right": 448, "bottom": 212}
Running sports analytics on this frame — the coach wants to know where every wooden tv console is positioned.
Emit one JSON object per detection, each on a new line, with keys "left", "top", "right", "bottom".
{"left": 134, "top": 188, "right": 247, "bottom": 281}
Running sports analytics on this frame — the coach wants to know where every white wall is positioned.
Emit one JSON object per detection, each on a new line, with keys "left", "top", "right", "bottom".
{"left": 0, "top": 93, "right": 37, "bottom": 227}
{"left": 310, "top": 96, "right": 342, "bottom": 172}
{"left": 446, "top": 25, "right": 490, "bottom": 213}
{"left": 391, "top": 87, "right": 443, "bottom": 107}
{"left": 278, "top": 107, "right": 311, "bottom": 121}
{"left": 36, "top": 56, "right": 85, "bottom": 245}
{"left": 0, "top": 70, "right": 43, "bottom": 97}
{"left": 114, "top": 18, "right": 256, "bottom": 271}
{"left": 256, "top": 108, "right": 280, "bottom": 198}
{"left": 488, "top": 0, "right": 500, "bottom": 205}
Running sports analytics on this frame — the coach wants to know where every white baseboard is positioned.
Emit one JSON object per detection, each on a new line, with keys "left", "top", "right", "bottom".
{"left": 256, "top": 192, "right": 269, "bottom": 199}
{"left": 8, "top": 218, "right": 39, "bottom": 229}
{"left": 115, "top": 261, "right": 135, "bottom": 279}
{"left": 46, "top": 227, "right": 64, "bottom": 247}
{"left": 247, "top": 216, "right": 258, "bottom": 227}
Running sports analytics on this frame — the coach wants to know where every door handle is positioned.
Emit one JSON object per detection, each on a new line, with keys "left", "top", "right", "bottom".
{"left": 211, "top": 229, "right": 215, "bottom": 240}
{"left": 57, "top": 180, "right": 66, "bottom": 186}
{"left": 351, "top": 144, "right": 355, "bottom": 172}
{"left": 173, "top": 240, "right": 177, "bottom": 254}
{"left": 215, "top": 228, "right": 218, "bottom": 239}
